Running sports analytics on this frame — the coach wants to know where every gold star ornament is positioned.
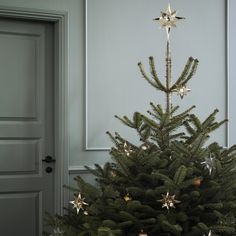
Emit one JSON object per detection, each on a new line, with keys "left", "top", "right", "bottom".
{"left": 70, "top": 193, "right": 89, "bottom": 215}
{"left": 110, "top": 170, "right": 117, "bottom": 178}
{"left": 124, "top": 193, "right": 132, "bottom": 202}
{"left": 124, "top": 141, "right": 133, "bottom": 156}
{"left": 173, "top": 85, "right": 191, "bottom": 99}
{"left": 154, "top": 4, "right": 185, "bottom": 40}
{"left": 157, "top": 191, "right": 181, "bottom": 210}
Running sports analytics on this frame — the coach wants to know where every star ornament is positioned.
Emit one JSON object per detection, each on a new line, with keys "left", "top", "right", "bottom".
{"left": 201, "top": 154, "right": 215, "bottom": 175}
{"left": 124, "top": 193, "right": 132, "bottom": 202}
{"left": 70, "top": 193, "right": 88, "bottom": 215}
{"left": 173, "top": 85, "right": 191, "bottom": 99}
{"left": 157, "top": 191, "right": 181, "bottom": 210}
{"left": 154, "top": 4, "right": 185, "bottom": 40}
{"left": 124, "top": 141, "right": 133, "bottom": 156}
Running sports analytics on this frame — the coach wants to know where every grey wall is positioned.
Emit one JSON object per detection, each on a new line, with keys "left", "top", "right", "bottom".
{"left": 0, "top": 0, "right": 234, "bottom": 189}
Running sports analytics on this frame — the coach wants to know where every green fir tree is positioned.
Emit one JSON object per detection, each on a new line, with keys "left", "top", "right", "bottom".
{"left": 48, "top": 4, "right": 236, "bottom": 236}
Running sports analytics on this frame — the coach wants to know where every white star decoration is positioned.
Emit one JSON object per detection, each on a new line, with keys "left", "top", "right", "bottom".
{"left": 157, "top": 191, "right": 181, "bottom": 210}
{"left": 173, "top": 85, "right": 191, "bottom": 99}
{"left": 201, "top": 154, "right": 215, "bottom": 175}
{"left": 70, "top": 193, "right": 88, "bottom": 215}
{"left": 154, "top": 4, "right": 185, "bottom": 40}
{"left": 124, "top": 141, "right": 133, "bottom": 156}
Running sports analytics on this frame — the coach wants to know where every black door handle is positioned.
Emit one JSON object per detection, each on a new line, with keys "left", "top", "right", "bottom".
{"left": 42, "top": 155, "right": 56, "bottom": 163}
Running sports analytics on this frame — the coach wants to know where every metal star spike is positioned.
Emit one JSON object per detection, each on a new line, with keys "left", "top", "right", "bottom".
{"left": 201, "top": 154, "right": 215, "bottom": 175}
{"left": 70, "top": 193, "right": 88, "bottom": 214}
{"left": 173, "top": 85, "right": 191, "bottom": 99}
{"left": 157, "top": 191, "right": 181, "bottom": 210}
{"left": 154, "top": 4, "right": 185, "bottom": 40}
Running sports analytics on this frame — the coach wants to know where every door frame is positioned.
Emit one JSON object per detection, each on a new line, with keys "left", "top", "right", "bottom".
{"left": 0, "top": 6, "right": 69, "bottom": 215}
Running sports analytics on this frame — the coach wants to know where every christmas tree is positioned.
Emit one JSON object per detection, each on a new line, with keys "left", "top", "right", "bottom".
{"left": 49, "top": 4, "right": 236, "bottom": 236}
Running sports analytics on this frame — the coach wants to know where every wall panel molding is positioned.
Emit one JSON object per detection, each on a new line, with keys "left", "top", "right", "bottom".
{"left": 84, "top": 0, "right": 109, "bottom": 151}
{"left": 69, "top": 165, "right": 96, "bottom": 174}
{"left": 85, "top": 0, "right": 229, "bottom": 151}
{"left": 228, "top": 0, "right": 236, "bottom": 146}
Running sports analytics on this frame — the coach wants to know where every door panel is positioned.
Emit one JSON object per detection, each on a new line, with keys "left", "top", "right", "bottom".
{"left": 0, "top": 19, "right": 54, "bottom": 236}
{"left": 0, "top": 192, "right": 41, "bottom": 235}
{"left": 0, "top": 33, "right": 38, "bottom": 118}
{"left": 0, "top": 139, "right": 39, "bottom": 174}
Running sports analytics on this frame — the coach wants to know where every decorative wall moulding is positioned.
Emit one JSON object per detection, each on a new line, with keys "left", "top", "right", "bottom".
{"left": 85, "top": 0, "right": 229, "bottom": 151}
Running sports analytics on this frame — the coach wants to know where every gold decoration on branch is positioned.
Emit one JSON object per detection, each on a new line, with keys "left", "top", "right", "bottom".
{"left": 157, "top": 191, "right": 181, "bottom": 210}
{"left": 173, "top": 84, "right": 191, "bottom": 99}
{"left": 110, "top": 170, "right": 117, "bottom": 178}
{"left": 193, "top": 178, "right": 201, "bottom": 187}
{"left": 124, "top": 193, "right": 132, "bottom": 202}
{"left": 70, "top": 193, "right": 88, "bottom": 215}
{"left": 124, "top": 141, "right": 133, "bottom": 156}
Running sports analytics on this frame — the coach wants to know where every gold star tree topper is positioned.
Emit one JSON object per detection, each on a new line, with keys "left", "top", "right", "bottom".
{"left": 70, "top": 193, "right": 88, "bottom": 215}
{"left": 154, "top": 4, "right": 185, "bottom": 40}
{"left": 157, "top": 191, "right": 181, "bottom": 210}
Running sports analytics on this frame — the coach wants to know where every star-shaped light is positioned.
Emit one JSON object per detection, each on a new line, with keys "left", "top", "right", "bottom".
{"left": 124, "top": 141, "right": 133, "bottom": 156}
{"left": 173, "top": 85, "right": 191, "bottom": 99}
{"left": 201, "top": 154, "right": 215, "bottom": 175}
{"left": 154, "top": 4, "right": 185, "bottom": 40}
{"left": 70, "top": 193, "right": 88, "bottom": 214}
{"left": 157, "top": 191, "right": 181, "bottom": 210}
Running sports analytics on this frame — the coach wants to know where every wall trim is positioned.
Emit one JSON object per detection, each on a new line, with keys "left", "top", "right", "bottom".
{"left": 226, "top": 0, "right": 229, "bottom": 148}
{"left": 84, "top": 0, "right": 110, "bottom": 151}
{"left": 228, "top": 0, "right": 236, "bottom": 146}
{"left": 69, "top": 165, "right": 96, "bottom": 174}
{"left": 0, "top": 6, "right": 69, "bottom": 215}
{"left": 0, "top": 6, "right": 66, "bottom": 21}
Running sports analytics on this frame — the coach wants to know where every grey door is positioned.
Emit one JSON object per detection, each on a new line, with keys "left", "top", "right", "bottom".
{"left": 0, "top": 18, "right": 55, "bottom": 236}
